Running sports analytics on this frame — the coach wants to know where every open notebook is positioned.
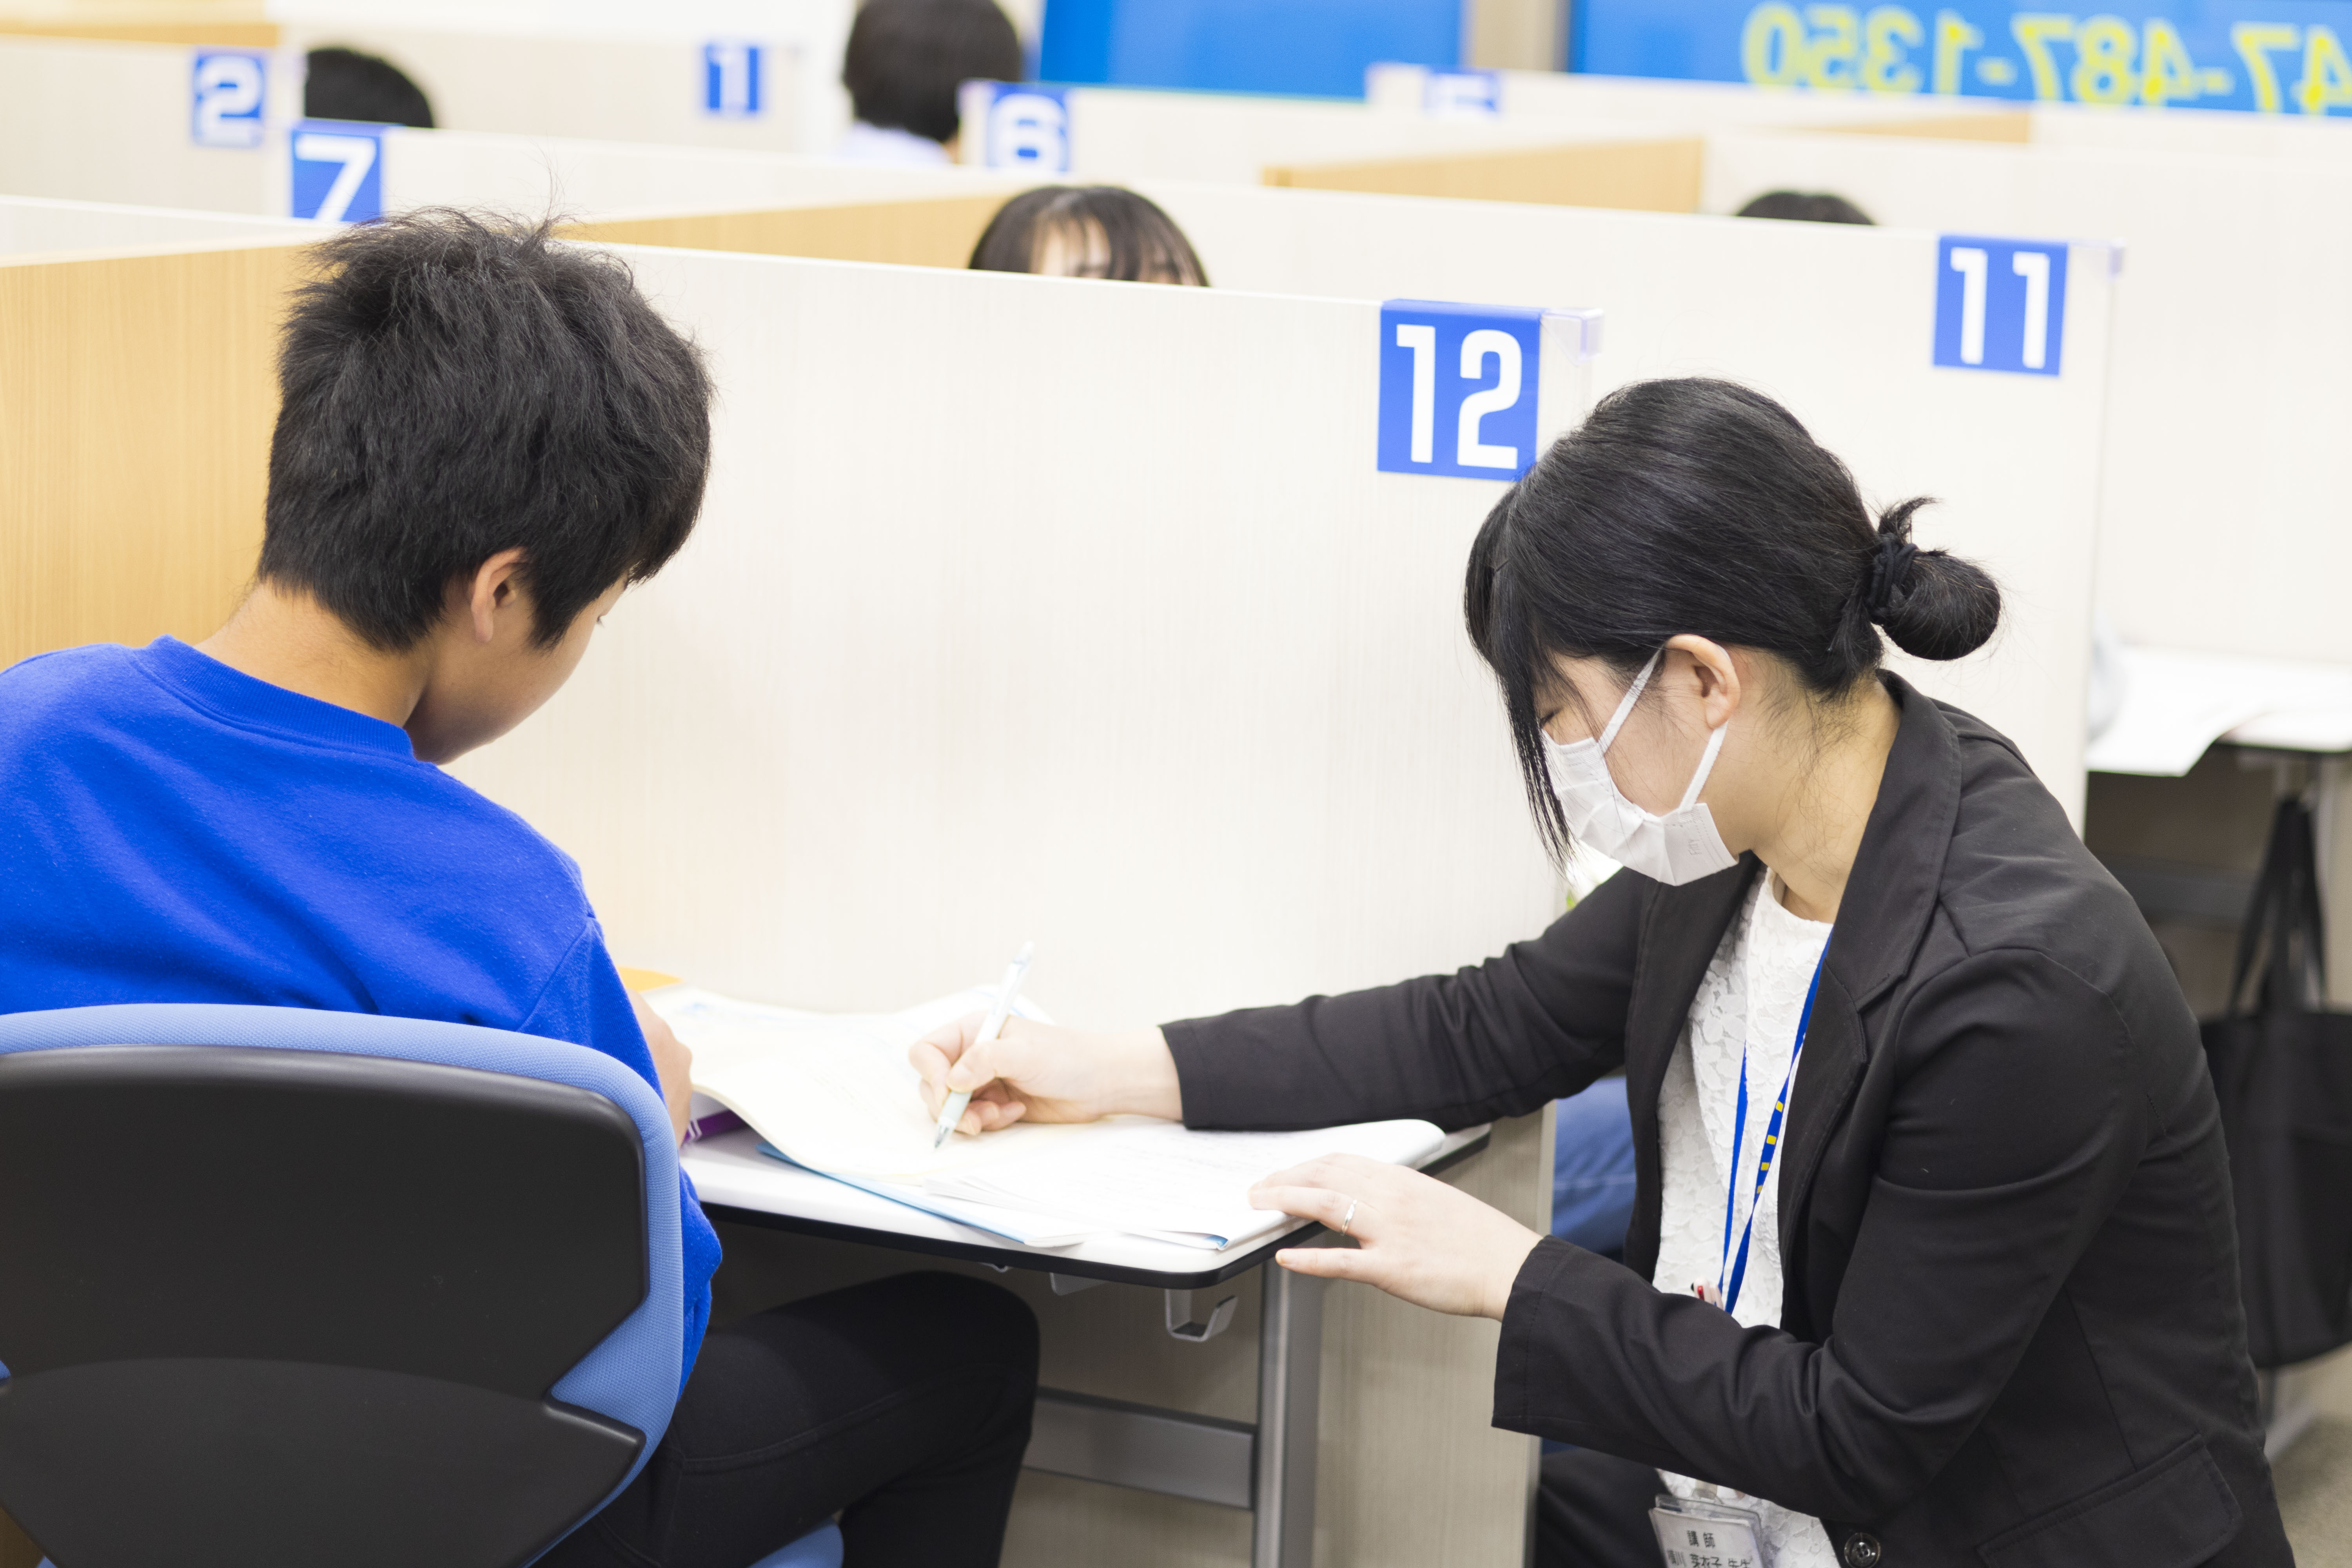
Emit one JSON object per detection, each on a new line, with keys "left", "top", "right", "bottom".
{"left": 646, "top": 984, "right": 1445, "bottom": 1249}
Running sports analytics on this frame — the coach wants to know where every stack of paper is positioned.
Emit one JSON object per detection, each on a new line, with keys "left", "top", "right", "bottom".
{"left": 648, "top": 984, "right": 1445, "bottom": 1249}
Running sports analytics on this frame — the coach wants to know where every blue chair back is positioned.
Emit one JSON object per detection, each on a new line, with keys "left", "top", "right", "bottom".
{"left": 0, "top": 1004, "right": 685, "bottom": 1568}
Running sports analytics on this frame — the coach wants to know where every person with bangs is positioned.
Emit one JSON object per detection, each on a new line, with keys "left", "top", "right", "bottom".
{"left": 968, "top": 185, "right": 1209, "bottom": 285}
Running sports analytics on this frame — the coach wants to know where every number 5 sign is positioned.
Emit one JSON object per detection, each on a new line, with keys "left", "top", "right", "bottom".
{"left": 1378, "top": 300, "right": 1601, "bottom": 479}
{"left": 1934, "top": 236, "right": 2069, "bottom": 376}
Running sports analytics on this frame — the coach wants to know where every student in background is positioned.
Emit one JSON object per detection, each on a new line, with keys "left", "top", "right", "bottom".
{"left": 0, "top": 211, "right": 1037, "bottom": 1568}
{"left": 305, "top": 45, "right": 435, "bottom": 128}
{"left": 1735, "top": 190, "right": 1874, "bottom": 224}
{"left": 835, "top": 0, "right": 1024, "bottom": 165}
{"left": 969, "top": 186, "right": 1209, "bottom": 284}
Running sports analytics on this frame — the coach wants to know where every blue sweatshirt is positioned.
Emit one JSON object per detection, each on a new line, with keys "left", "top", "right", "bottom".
{"left": 0, "top": 636, "right": 721, "bottom": 1379}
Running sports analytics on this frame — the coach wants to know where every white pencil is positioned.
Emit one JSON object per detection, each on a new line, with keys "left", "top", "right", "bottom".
{"left": 931, "top": 941, "right": 1034, "bottom": 1150}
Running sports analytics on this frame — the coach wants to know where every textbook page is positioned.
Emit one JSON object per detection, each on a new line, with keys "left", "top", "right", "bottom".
{"left": 925, "top": 1119, "right": 1447, "bottom": 1249}
{"left": 649, "top": 984, "right": 1086, "bottom": 1181}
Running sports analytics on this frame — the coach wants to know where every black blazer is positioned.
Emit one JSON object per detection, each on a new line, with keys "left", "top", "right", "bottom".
{"left": 1165, "top": 677, "right": 2290, "bottom": 1568}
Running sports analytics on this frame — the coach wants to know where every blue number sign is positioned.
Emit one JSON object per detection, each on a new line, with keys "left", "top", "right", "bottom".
{"left": 191, "top": 48, "right": 267, "bottom": 149}
{"left": 962, "top": 82, "right": 1072, "bottom": 171}
{"left": 1934, "top": 236, "right": 2067, "bottom": 376}
{"left": 1424, "top": 68, "right": 1502, "bottom": 115}
{"left": 1378, "top": 301, "right": 1545, "bottom": 479}
{"left": 704, "top": 41, "right": 764, "bottom": 117}
{"left": 290, "top": 120, "right": 387, "bottom": 223}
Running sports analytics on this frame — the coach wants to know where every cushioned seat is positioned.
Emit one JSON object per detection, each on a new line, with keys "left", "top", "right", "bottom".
{"left": 0, "top": 1004, "right": 690, "bottom": 1568}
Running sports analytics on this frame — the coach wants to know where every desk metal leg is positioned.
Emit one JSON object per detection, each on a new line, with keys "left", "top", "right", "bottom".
{"left": 1252, "top": 1262, "right": 1325, "bottom": 1568}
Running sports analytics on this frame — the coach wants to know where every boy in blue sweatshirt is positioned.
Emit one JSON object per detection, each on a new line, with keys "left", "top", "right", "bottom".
{"left": 0, "top": 211, "right": 1034, "bottom": 1568}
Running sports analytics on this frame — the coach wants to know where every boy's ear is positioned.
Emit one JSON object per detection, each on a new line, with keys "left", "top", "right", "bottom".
{"left": 461, "top": 548, "right": 533, "bottom": 645}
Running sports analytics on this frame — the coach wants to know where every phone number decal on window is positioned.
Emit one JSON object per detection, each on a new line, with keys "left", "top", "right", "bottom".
{"left": 1580, "top": 0, "right": 2352, "bottom": 114}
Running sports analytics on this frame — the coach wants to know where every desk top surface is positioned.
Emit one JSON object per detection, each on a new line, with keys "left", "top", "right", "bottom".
{"left": 684, "top": 1123, "right": 1492, "bottom": 1289}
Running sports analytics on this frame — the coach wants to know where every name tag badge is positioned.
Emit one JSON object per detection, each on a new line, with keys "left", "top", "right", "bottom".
{"left": 1651, "top": 1494, "right": 1771, "bottom": 1568}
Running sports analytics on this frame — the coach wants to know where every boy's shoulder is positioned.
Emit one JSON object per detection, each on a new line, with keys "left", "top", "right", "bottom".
{"left": 1, "top": 637, "right": 588, "bottom": 898}
{"left": 0, "top": 641, "right": 140, "bottom": 704}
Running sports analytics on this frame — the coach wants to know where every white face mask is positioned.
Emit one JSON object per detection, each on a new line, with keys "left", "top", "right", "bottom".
{"left": 1541, "top": 650, "right": 1737, "bottom": 886}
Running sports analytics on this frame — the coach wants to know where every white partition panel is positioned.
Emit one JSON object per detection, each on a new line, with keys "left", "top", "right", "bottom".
{"left": 0, "top": 36, "right": 286, "bottom": 212}
{"left": 1373, "top": 66, "right": 2352, "bottom": 162}
{"left": 975, "top": 85, "right": 1686, "bottom": 183}
{"left": 0, "top": 34, "right": 1024, "bottom": 220}
{"left": 451, "top": 251, "right": 1579, "bottom": 1032}
{"left": 0, "top": 192, "right": 321, "bottom": 255}
{"left": 377, "top": 130, "right": 1021, "bottom": 220}
{"left": 2023, "top": 100, "right": 2352, "bottom": 156}
{"left": 443, "top": 247, "right": 1570, "bottom": 1568}
{"left": 1693, "top": 129, "right": 2345, "bottom": 666}
{"left": 1126, "top": 181, "right": 2111, "bottom": 816}
{"left": 1369, "top": 64, "right": 2017, "bottom": 127}
{"left": 271, "top": 15, "right": 850, "bottom": 156}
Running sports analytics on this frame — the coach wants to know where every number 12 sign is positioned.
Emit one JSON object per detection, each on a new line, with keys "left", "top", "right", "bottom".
{"left": 1934, "top": 236, "right": 2069, "bottom": 376}
{"left": 1379, "top": 300, "right": 1547, "bottom": 479}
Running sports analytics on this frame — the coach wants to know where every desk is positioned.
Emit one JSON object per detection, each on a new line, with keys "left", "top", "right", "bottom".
{"left": 685, "top": 1125, "right": 1493, "bottom": 1568}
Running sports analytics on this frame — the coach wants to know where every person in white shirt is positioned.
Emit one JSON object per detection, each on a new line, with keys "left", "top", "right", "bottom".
{"left": 832, "top": 0, "right": 1023, "bottom": 166}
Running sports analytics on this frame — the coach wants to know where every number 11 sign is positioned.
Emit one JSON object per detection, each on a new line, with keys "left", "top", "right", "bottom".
{"left": 1934, "top": 235, "right": 2069, "bottom": 376}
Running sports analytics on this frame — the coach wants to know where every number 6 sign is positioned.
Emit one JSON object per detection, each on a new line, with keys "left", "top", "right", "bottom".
{"left": 1377, "top": 300, "right": 1601, "bottom": 480}
{"left": 1934, "top": 236, "right": 2069, "bottom": 376}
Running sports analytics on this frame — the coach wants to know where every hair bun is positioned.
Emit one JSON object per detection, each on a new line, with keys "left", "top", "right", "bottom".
{"left": 1864, "top": 498, "right": 2001, "bottom": 661}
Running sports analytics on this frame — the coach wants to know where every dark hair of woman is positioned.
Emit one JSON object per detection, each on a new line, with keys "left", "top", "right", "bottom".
{"left": 842, "top": 0, "right": 1025, "bottom": 145}
{"left": 968, "top": 187, "right": 1209, "bottom": 285}
{"left": 260, "top": 210, "right": 712, "bottom": 652}
{"left": 1735, "top": 189, "right": 1874, "bottom": 225}
{"left": 304, "top": 46, "right": 435, "bottom": 129}
{"left": 1464, "top": 377, "right": 2000, "bottom": 860}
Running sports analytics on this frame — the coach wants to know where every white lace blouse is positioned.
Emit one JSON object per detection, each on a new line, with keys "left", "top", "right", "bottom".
{"left": 1651, "top": 874, "right": 1835, "bottom": 1568}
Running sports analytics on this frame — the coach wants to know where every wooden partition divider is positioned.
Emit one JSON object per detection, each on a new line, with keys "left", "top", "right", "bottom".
{"left": 1818, "top": 109, "right": 2033, "bottom": 142}
{"left": 0, "top": 0, "right": 274, "bottom": 47}
{"left": 0, "top": 236, "right": 301, "bottom": 670}
{"left": 566, "top": 192, "right": 1016, "bottom": 271}
{"left": 1265, "top": 136, "right": 1706, "bottom": 212}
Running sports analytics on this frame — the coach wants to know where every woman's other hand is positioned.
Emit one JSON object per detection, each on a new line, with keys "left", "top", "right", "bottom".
{"left": 910, "top": 1016, "right": 1183, "bottom": 1136}
{"left": 1251, "top": 1154, "right": 1544, "bottom": 1320}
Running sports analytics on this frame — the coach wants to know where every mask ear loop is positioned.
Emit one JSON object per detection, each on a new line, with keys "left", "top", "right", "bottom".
{"left": 1677, "top": 720, "right": 1731, "bottom": 813}
{"left": 1596, "top": 651, "right": 1664, "bottom": 754}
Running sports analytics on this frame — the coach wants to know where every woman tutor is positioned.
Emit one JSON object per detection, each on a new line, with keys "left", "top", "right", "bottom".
{"left": 914, "top": 379, "right": 2289, "bottom": 1568}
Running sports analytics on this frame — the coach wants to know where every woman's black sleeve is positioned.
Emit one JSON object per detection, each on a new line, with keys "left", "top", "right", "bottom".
{"left": 1161, "top": 867, "right": 1647, "bottom": 1132}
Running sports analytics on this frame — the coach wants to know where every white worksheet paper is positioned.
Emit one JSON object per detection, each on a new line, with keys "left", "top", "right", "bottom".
{"left": 648, "top": 984, "right": 1444, "bottom": 1250}
{"left": 924, "top": 1119, "right": 1446, "bottom": 1249}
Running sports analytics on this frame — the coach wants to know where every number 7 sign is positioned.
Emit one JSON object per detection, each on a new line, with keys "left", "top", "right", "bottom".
{"left": 290, "top": 120, "right": 388, "bottom": 223}
{"left": 1935, "top": 236, "right": 2069, "bottom": 377}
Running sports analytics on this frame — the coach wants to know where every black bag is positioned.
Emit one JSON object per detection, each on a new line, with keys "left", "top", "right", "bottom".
{"left": 2201, "top": 795, "right": 2352, "bottom": 1368}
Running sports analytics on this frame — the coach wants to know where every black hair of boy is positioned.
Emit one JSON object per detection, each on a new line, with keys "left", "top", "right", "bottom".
{"left": 259, "top": 211, "right": 712, "bottom": 651}
{"left": 842, "top": 0, "right": 1024, "bottom": 145}
{"left": 1735, "top": 190, "right": 1874, "bottom": 225}
{"left": 969, "top": 186, "right": 1210, "bottom": 285}
{"left": 305, "top": 46, "right": 436, "bottom": 129}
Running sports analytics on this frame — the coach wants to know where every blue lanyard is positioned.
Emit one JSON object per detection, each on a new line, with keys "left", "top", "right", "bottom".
{"left": 1716, "top": 953, "right": 1827, "bottom": 1316}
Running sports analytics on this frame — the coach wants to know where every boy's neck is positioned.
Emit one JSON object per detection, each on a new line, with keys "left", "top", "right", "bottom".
{"left": 196, "top": 582, "right": 432, "bottom": 731}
